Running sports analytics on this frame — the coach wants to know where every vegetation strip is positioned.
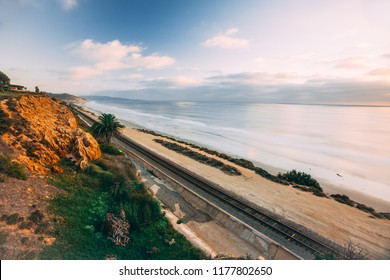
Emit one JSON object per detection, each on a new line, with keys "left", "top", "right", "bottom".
{"left": 330, "top": 194, "right": 384, "bottom": 218}
{"left": 142, "top": 129, "right": 286, "bottom": 182}
{"left": 153, "top": 139, "right": 241, "bottom": 176}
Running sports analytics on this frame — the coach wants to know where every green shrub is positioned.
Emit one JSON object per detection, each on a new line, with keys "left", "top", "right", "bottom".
{"left": 21, "top": 237, "right": 29, "bottom": 245}
{"left": 18, "top": 221, "right": 33, "bottom": 230}
{"left": 85, "top": 164, "right": 117, "bottom": 189}
{"left": 330, "top": 194, "right": 354, "bottom": 206}
{"left": 42, "top": 149, "right": 204, "bottom": 260}
{"left": 99, "top": 142, "right": 124, "bottom": 155}
{"left": 1, "top": 213, "right": 24, "bottom": 225}
{"left": 277, "top": 169, "right": 322, "bottom": 191}
{"left": 254, "top": 167, "right": 289, "bottom": 185}
{"left": 330, "top": 194, "right": 382, "bottom": 217}
{"left": 111, "top": 181, "right": 161, "bottom": 230}
{"left": 0, "top": 155, "right": 27, "bottom": 180}
{"left": 109, "top": 181, "right": 133, "bottom": 204}
{"left": 0, "top": 108, "right": 12, "bottom": 134}
{"left": 356, "top": 204, "right": 375, "bottom": 213}
{"left": 35, "top": 222, "right": 51, "bottom": 234}
{"left": 29, "top": 210, "right": 44, "bottom": 224}
{"left": 57, "top": 157, "right": 76, "bottom": 172}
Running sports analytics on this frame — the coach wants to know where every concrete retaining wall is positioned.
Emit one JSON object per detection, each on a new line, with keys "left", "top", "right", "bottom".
{"left": 120, "top": 145, "right": 301, "bottom": 260}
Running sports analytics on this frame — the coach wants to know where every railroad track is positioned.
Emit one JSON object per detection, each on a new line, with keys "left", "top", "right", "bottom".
{"left": 73, "top": 107, "right": 346, "bottom": 259}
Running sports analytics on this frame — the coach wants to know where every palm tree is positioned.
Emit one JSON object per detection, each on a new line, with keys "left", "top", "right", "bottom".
{"left": 91, "top": 113, "right": 125, "bottom": 143}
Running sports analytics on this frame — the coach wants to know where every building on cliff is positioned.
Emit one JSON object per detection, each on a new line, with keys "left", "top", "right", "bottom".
{"left": 1, "top": 84, "right": 28, "bottom": 92}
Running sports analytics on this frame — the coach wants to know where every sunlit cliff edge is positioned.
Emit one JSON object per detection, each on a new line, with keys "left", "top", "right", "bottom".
{"left": 0, "top": 94, "right": 101, "bottom": 173}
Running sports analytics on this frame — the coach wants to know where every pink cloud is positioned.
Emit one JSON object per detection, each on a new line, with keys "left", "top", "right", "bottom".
{"left": 69, "top": 66, "right": 102, "bottom": 80}
{"left": 201, "top": 28, "right": 250, "bottom": 49}
{"left": 69, "top": 39, "right": 175, "bottom": 80}
{"left": 332, "top": 57, "right": 369, "bottom": 69}
{"left": 368, "top": 67, "right": 390, "bottom": 77}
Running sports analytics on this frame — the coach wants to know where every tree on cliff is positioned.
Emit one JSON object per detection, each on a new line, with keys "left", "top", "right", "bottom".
{"left": 0, "top": 71, "right": 11, "bottom": 86}
{"left": 91, "top": 113, "right": 125, "bottom": 143}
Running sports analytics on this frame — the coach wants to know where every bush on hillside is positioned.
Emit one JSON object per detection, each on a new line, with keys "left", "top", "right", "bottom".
{"left": 0, "top": 109, "right": 12, "bottom": 135}
{"left": 108, "top": 180, "right": 162, "bottom": 229}
{"left": 85, "top": 164, "right": 117, "bottom": 189}
{"left": 0, "top": 155, "right": 27, "bottom": 180}
{"left": 99, "top": 142, "right": 124, "bottom": 155}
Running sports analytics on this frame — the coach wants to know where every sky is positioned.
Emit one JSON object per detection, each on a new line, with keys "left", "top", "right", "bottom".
{"left": 1, "top": 0, "right": 390, "bottom": 104}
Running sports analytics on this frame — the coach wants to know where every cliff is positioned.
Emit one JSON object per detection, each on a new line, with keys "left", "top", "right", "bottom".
{"left": 0, "top": 94, "right": 101, "bottom": 174}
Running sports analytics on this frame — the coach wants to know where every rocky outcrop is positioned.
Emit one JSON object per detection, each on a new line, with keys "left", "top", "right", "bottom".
{"left": 0, "top": 94, "right": 100, "bottom": 174}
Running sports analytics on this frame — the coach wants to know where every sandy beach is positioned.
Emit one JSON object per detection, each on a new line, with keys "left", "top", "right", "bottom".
{"left": 83, "top": 100, "right": 390, "bottom": 213}
{"left": 81, "top": 107, "right": 390, "bottom": 259}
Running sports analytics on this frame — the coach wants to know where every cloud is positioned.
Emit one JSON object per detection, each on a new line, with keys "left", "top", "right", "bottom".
{"left": 73, "top": 39, "right": 142, "bottom": 63}
{"left": 174, "top": 73, "right": 390, "bottom": 104}
{"left": 225, "top": 28, "right": 239, "bottom": 36}
{"left": 140, "top": 76, "right": 199, "bottom": 88}
{"left": 69, "top": 66, "right": 101, "bottom": 80}
{"left": 381, "top": 53, "right": 390, "bottom": 59}
{"left": 140, "top": 54, "right": 176, "bottom": 69}
{"left": 367, "top": 67, "right": 390, "bottom": 80}
{"left": 88, "top": 75, "right": 390, "bottom": 105}
{"left": 331, "top": 57, "right": 369, "bottom": 69}
{"left": 3, "top": 0, "right": 78, "bottom": 9}
{"left": 69, "top": 39, "right": 175, "bottom": 80}
{"left": 201, "top": 28, "right": 250, "bottom": 49}
{"left": 60, "top": 0, "right": 78, "bottom": 10}
{"left": 172, "top": 76, "right": 199, "bottom": 87}
{"left": 6, "top": 0, "right": 41, "bottom": 6}
{"left": 207, "top": 72, "right": 301, "bottom": 85}
{"left": 128, "top": 74, "right": 144, "bottom": 80}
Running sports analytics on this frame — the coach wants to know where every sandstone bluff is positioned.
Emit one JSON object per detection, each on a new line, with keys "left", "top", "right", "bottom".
{"left": 0, "top": 95, "right": 101, "bottom": 173}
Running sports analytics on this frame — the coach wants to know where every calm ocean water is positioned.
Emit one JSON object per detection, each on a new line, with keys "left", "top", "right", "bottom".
{"left": 84, "top": 97, "right": 390, "bottom": 205}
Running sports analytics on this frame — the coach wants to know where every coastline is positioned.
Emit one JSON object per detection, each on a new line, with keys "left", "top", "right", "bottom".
{"left": 77, "top": 104, "right": 390, "bottom": 259}
{"left": 80, "top": 102, "right": 390, "bottom": 212}
{"left": 316, "top": 178, "right": 390, "bottom": 213}
{"left": 251, "top": 159, "right": 390, "bottom": 213}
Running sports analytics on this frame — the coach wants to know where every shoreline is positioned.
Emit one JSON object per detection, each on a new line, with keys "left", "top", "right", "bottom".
{"left": 251, "top": 159, "right": 390, "bottom": 213}
{"left": 76, "top": 104, "right": 390, "bottom": 259}
{"left": 79, "top": 103, "right": 390, "bottom": 212}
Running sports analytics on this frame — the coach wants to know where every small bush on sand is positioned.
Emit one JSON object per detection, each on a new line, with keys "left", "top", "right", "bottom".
{"left": 277, "top": 169, "right": 322, "bottom": 191}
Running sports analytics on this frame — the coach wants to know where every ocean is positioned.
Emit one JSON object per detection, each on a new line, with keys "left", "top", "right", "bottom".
{"left": 84, "top": 97, "right": 390, "bottom": 208}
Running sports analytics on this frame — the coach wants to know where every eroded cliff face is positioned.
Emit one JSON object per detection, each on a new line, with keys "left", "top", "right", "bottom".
{"left": 0, "top": 94, "right": 101, "bottom": 173}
